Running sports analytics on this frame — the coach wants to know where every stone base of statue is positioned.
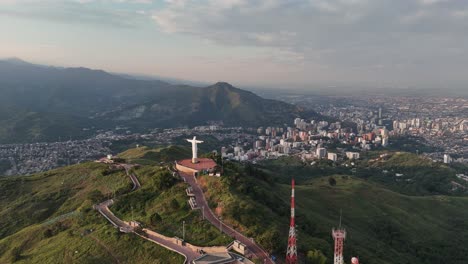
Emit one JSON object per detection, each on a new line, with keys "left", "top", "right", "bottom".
{"left": 176, "top": 158, "right": 217, "bottom": 176}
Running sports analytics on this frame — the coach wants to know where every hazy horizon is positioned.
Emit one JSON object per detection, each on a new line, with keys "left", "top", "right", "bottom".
{"left": 1, "top": 0, "right": 468, "bottom": 91}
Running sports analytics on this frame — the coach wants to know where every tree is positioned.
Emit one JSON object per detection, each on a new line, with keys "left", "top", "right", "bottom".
{"left": 257, "top": 227, "right": 282, "bottom": 253}
{"left": 10, "top": 247, "right": 22, "bottom": 262}
{"left": 328, "top": 177, "right": 337, "bottom": 186}
{"left": 306, "top": 249, "right": 327, "bottom": 264}
{"left": 43, "top": 228, "right": 53, "bottom": 238}
{"left": 170, "top": 198, "right": 180, "bottom": 210}
{"left": 150, "top": 213, "right": 162, "bottom": 226}
{"left": 87, "top": 190, "right": 104, "bottom": 203}
{"left": 153, "top": 170, "right": 176, "bottom": 190}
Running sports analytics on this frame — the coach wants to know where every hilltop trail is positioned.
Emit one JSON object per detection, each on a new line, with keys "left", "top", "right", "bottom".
{"left": 180, "top": 171, "right": 274, "bottom": 264}
{"left": 94, "top": 164, "right": 199, "bottom": 263}
{"left": 95, "top": 163, "right": 274, "bottom": 263}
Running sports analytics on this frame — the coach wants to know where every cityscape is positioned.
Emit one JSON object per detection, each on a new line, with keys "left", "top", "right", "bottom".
{"left": 3, "top": 95, "right": 466, "bottom": 176}
{"left": 1, "top": 0, "right": 468, "bottom": 263}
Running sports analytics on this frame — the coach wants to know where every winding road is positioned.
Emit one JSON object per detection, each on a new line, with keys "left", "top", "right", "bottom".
{"left": 95, "top": 164, "right": 274, "bottom": 264}
{"left": 180, "top": 172, "right": 274, "bottom": 264}
{"left": 95, "top": 164, "right": 200, "bottom": 263}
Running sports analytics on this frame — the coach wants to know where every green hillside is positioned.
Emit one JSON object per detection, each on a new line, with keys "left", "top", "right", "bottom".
{"left": 2, "top": 146, "right": 467, "bottom": 264}
{"left": 200, "top": 161, "right": 468, "bottom": 264}
{"left": 0, "top": 59, "right": 318, "bottom": 143}
{"left": 118, "top": 145, "right": 192, "bottom": 165}
{"left": 104, "top": 82, "right": 318, "bottom": 129}
{"left": 260, "top": 152, "right": 468, "bottom": 196}
{"left": 0, "top": 111, "right": 98, "bottom": 143}
{"left": 0, "top": 162, "right": 184, "bottom": 263}
{"left": 111, "top": 165, "right": 232, "bottom": 247}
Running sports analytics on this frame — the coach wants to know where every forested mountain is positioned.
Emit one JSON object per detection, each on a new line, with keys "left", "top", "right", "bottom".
{"left": 0, "top": 59, "right": 316, "bottom": 143}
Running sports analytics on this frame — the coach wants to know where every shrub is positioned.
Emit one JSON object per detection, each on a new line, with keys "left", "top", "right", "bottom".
{"left": 306, "top": 249, "right": 327, "bottom": 264}
{"left": 150, "top": 213, "right": 162, "bottom": 226}
{"left": 153, "top": 170, "right": 177, "bottom": 190}
{"left": 170, "top": 199, "right": 179, "bottom": 210}
{"left": 87, "top": 190, "right": 105, "bottom": 203}
{"left": 328, "top": 177, "right": 337, "bottom": 186}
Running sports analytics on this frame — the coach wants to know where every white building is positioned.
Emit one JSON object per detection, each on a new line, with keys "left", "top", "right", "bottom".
{"left": 346, "top": 152, "right": 360, "bottom": 160}
{"left": 253, "top": 140, "right": 262, "bottom": 150}
{"left": 316, "top": 148, "right": 327, "bottom": 159}
{"left": 382, "top": 137, "right": 388, "bottom": 147}
{"left": 327, "top": 153, "right": 338, "bottom": 162}
{"left": 444, "top": 154, "right": 452, "bottom": 164}
{"left": 234, "top": 146, "right": 242, "bottom": 156}
{"left": 294, "top": 118, "right": 301, "bottom": 126}
{"left": 382, "top": 137, "right": 389, "bottom": 147}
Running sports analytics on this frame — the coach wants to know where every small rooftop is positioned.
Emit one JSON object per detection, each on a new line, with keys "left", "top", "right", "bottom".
{"left": 193, "top": 252, "right": 250, "bottom": 264}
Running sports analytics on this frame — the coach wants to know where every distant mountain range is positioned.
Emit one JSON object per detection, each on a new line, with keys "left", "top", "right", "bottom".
{"left": 0, "top": 59, "right": 318, "bottom": 143}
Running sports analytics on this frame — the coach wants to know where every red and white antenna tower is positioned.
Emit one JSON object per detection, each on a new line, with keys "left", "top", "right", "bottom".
{"left": 286, "top": 178, "right": 297, "bottom": 264}
{"left": 332, "top": 211, "right": 346, "bottom": 264}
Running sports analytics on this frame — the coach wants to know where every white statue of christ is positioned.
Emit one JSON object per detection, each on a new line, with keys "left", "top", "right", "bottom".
{"left": 186, "top": 136, "right": 203, "bottom": 163}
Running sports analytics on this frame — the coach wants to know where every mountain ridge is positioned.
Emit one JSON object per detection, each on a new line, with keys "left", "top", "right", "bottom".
{"left": 0, "top": 59, "right": 318, "bottom": 143}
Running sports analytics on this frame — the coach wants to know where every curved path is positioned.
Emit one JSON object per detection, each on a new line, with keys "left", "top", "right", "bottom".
{"left": 95, "top": 164, "right": 200, "bottom": 263}
{"left": 180, "top": 172, "right": 274, "bottom": 264}
{"left": 96, "top": 163, "right": 273, "bottom": 264}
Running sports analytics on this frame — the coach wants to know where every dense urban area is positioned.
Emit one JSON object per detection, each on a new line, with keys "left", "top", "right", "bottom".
{"left": 1, "top": 95, "right": 466, "bottom": 176}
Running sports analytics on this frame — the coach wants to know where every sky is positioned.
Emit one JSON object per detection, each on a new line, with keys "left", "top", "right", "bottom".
{"left": 1, "top": 0, "right": 468, "bottom": 90}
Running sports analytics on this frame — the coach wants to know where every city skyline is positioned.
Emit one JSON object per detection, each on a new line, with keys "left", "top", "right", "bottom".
{"left": 1, "top": 0, "right": 468, "bottom": 90}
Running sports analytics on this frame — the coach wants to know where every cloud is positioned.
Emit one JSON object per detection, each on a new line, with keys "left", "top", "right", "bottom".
{"left": 148, "top": 0, "right": 468, "bottom": 87}
{"left": 0, "top": 0, "right": 150, "bottom": 27}
{"left": 74, "top": 0, "right": 153, "bottom": 3}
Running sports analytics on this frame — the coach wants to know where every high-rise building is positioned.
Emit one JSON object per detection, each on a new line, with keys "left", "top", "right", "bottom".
{"left": 253, "top": 140, "right": 262, "bottom": 150}
{"left": 382, "top": 137, "right": 389, "bottom": 147}
{"left": 393, "top": 120, "right": 399, "bottom": 131}
{"left": 294, "top": 118, "right": 301, "bottom": 126}
{"left": 316, "top": 148, "right": 327, "bottom": 159}
{"left": 378, "top": 107, "right": 383, "bottom": 126}
{"left": 444, "top": 154, "right": 452, "bottom": 164}
{"left": 271, "top": 129, "right": 277, "bottom": 138}
{"left": 380, "top": 127, "right": 389, "bottom": 137}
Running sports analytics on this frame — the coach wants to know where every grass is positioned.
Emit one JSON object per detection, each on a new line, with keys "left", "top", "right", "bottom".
{"left": 0, "top": 209, "right": 184, "bottom": 263}
{"left": 199, "top": 161, "right": 468, "bottom": 264}
{"left": 291, "top": 176, "right": 468, "bottom": 263}
{"left": 118, "top": 145, "right": 191, "bottom": 165}
{"left": 0, "top": 162, "right": 184, "bottom": 263}
{"left": 3, "top": 145, "right": 468, "bottom": 264}
{"left": 0, "top": 162, "right": 128, "bottom": 239}
{"left": 260, "top": 152, "right": 468, "bottom": 196}
{"left": 112, "top": 165, "right": 232, "bottom": 247}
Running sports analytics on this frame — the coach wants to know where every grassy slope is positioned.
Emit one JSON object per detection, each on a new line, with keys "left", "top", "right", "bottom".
{"left": 0, "top": 162, "right": 183, "bottom": 263}
{"left": 261, "top": 152, "right": 468, "bottom": 196}
{"left": 200, "top": 161, "right": 468, "bottom": 264}
{"left": 118, "top": 146, "right": 191, "bottom": 165}
{"left": 111, "top": 165, "right": 231, "bottom": 247}
{"left": 3, "top": 146, "right": 468, "bottom": 264}
{"left": 294, "top": 177, "right": 468, "bottom": 264}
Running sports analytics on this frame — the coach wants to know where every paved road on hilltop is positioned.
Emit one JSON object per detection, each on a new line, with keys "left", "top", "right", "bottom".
{"left": 95, "top": 164, "right": 200, "bottom": 263}
{"left": 180, "top": 172, "right": 274, "bottom": 264}
{"left": 122, "top": 164, "right": 141, "bottom": 191}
